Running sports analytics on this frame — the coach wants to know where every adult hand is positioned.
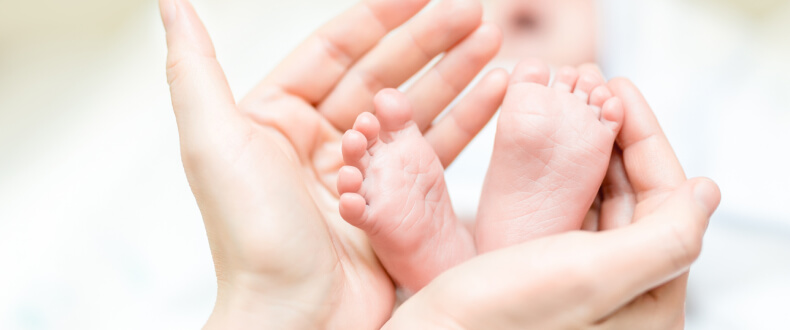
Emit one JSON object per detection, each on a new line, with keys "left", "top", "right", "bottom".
{"left": 384, "top": 78, "right": 721, "bottom": 329}
{"left": 159, "top": 0, "right": 506, "bottom": 328}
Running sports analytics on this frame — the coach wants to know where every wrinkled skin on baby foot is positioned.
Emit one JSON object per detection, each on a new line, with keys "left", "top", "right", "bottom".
{"left": 476, "top": 59, "right": 624, "bottom": 252}
{"left": 338, "top": 90, "right": 476, "bottom": 293}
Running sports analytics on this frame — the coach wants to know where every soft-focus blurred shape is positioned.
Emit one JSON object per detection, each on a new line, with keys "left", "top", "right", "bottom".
{"left": 486, "top": 0, "right": 597, "bottom": 66}
{"left": 0, "top": 0, "right": 788, "bottom": 329}
{"left": 0, "top": 0, "right": 148, "bottom": 44}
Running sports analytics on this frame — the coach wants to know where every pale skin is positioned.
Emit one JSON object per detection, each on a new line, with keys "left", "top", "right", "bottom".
{"left": 159, "top": 0, "right": 721, "bottom": 328}
{"left": 338, "top": 89, "right": 478, "bottom": 294}
{"left": 383, "top": 77, "right": 723, "bottom": 329}
{"left": 476, "top": 60, "right": 623, "bottom": 251}
{"left": 161, "top": 0, "right": 506, "bottom": 328}
{"left": 490, "top": 0, "right": 598, "bottom": 66}
{"left": 337, "top": 59, "right": 625, "bottom": 292}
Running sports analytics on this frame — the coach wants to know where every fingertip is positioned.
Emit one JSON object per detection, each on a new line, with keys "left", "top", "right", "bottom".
{"left": 486, "top": 68, "right": 510, "bottom": 87}
{"left": 476, "top": 22, "right": 503, "bottom": 52}
{"left": 162, "top": 0, "right": 218, "bottom": 62}
{"left": 607, "top": 77, "right": 643, "bottom": 105}
{"left": 159, "top": 0, "right": 177, "bottom": 27}
{"left": 691, "top": 177, "right": 721, "bottom": 217}
{"left": 607, "top": 77, "right": 635, "bottom": 92}
{"left": 477, "top": 68, "right": 509, "bottom": 102}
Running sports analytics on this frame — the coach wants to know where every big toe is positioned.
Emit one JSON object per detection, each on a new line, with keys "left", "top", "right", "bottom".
{"left": 510, "top": 58, "right": 551, "bottom": 86}
{"left": 374, "top": 89, "right": 414, "bottom": 133}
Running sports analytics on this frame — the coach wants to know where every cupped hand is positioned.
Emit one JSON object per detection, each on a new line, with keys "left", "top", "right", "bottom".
{"left": 160, "top": 0, "right": 506, "bottom": 328}
{"left": 384, "top": 78, "right": 722, "bottom": 329}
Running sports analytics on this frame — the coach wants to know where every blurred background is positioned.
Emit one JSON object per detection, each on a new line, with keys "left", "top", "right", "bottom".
{"left": 0, "top": 0, "right": 788, "bottom": 328}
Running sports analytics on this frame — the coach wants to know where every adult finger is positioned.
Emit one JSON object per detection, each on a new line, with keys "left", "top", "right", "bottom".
{"left": 406, "top": 23, "right": 502, "bottom": 131}
{"left": 588, "top": 178, "right": 720, "bottom": 319}
{"left": 385, "top": 179, "right": 719, "bottom": 330}
{"left": 595, "top": 281, "right": 686, "bottom": 330}
{"left": 598, "top": 147, "right": 636, "bottom": 230}
{"left": 608, "top": 78, "right": 686, "bottom": 213}
{"left": 318, "top": 0, "right": 483, "bottom": 130}
{"left": 605, "top": 77, "right": 693, "bottom": 328}
{"left": 161, "top": 0, "right": 237, "bottom": 138}
{"left": 244, "top": 0, "right": 431, "bottom": 106}
{"left": 425, "top": 69, "right": 508, "bottom": 167}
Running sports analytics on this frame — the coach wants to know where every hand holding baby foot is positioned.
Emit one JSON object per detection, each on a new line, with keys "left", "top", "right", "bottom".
{"left": 160, "top": 0, "right": 506, "bottom": 328}
{"left": 385, "top": 78, "right": 720, "bottom": 330}
{"left": 162, "top": 0, "right": 709, "bottom": 326}
{"left": 477, "top": 59, "right": 624, "bottom": 252}
{"left": 336, "top": 59, "right": 626, "bottom": 293}
{"left": 338, "top": 89, "right": 476, "bottom": 293}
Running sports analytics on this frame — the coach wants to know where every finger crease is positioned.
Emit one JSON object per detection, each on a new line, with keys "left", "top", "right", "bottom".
{"left": 354, "top": 68, "right": 386, "bottom": 99}
{"left": 405, "top": 27, "right": 435, "bottom": 65}
{"left": 316, "top": 34, "right": 355, "bottom": 69}
{"left": 361, "top": 1, "right": 393, "bottom": 34}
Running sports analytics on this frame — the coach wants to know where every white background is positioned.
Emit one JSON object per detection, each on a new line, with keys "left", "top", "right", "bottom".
{"left": 0, "top": 0, "right": 788, "bottom": 328}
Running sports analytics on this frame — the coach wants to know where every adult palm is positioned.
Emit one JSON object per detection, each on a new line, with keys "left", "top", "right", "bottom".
{"left": 159, "top": 0, "right": 505, "bottom": 328}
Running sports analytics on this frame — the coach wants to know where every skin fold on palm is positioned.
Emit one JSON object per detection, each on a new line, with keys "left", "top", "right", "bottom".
{"left": 160, "top": 0, "right": 721, "bottom": 328}
{"left": 159, "top": 0, "right": 506, "bottom": 328}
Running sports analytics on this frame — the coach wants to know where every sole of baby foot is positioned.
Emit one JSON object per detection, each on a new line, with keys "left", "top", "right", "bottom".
{"left": 338, "top": 89, "right": 476, "bottom": 292}
{"left": 475, "top": 59, "right": 624, "bottom": 253}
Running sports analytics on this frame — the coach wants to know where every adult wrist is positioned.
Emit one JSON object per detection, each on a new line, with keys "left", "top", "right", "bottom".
{"left": 203, "top": 278, "right": 332, "bottom": 329}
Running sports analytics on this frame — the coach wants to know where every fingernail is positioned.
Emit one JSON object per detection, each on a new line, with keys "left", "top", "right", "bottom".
{"left": 693, "top": 179, "right": 721, "bottom": 217}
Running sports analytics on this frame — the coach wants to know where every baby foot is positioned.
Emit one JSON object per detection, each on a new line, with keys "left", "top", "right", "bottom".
{"left": 476, "top": 59, "right": 624, "bottom": 252}
{"left": 338, "top": 89, "right": 475, "bottom": 293}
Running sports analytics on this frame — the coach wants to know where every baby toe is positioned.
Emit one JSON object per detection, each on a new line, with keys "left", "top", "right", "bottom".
{"left": 573, "top": 65, "right": 605, "bottom": 102}
{"left": 342, "top": 130, "right": 370, "bottom": 168}
{"left": 552, "top": 66, "right": 579, "bottom": 93}
{"left": 337, "top": 165, "right": 364, "bottom": 195}
{"left": 600, "top": 97, "right": 625, "bottom": 133}
{"left": 510, "top": 58, "right": 550, "bottom": 86}
{"left": 589, "top": 85, "right": 614, "bottom": 119}
{"left": 339, "top": 193, "right": 369, "bottom": 229}
{"left": 353, "top": 112, "right": 381, "bottom": 147}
